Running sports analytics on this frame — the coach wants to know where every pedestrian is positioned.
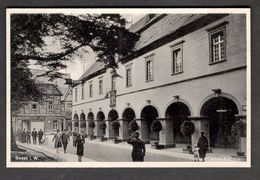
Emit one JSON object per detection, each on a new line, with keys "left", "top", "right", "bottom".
{"left": 72, "top": 129, "right": 78, "bottom": 147}
{"left": 197, "top": 132, "right": 209, "bottom": 162}
{"left": 52, "top": 129, "right": 62, "bottom": 153}
{"left": 61, "top": 129, "right": 70, "bottom": 153}
{"left": 38, "top": 129, "right": 44, "bottom": 145}
{"left": 75, "top": 131, "right": 85, "bottom": 162}
{"left": 16, "top": 128, "right": 21, "bottom": 143}
{"left": 31, "top": 128, "right": 38, "bottom": 144}
{"left": 21, "top": 129, "right": 27, "bottom": 144}
{"left": 192, "top": 145, "right": 200, "bottom": 162}
{"left": 127, "top": 131, "right": 146, "bottom": 162}
{"left": 26, "top": 129, "right": 31, "bottom": 144}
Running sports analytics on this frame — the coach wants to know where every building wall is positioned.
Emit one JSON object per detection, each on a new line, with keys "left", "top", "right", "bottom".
{"left": 72, "top": 14, "right": 246, "bottom": 119}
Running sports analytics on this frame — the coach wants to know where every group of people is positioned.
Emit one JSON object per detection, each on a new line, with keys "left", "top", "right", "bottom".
{"left": 52, "top": 129, "right": 85, "bottom": 162}
{"left": 16, "top": 128, "right": 44, "bottom": 145}
{"left": 127, "top": 131, "right": 209, "bottom": 162}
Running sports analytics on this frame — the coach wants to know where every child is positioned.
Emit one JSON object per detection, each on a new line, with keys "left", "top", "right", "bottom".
{"left": 192, "top": 145, "right": 200, "bottom": 162}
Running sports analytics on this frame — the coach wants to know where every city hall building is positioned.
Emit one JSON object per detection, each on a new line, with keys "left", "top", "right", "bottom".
{"left": 71, "top": 14, "right": 247, "bottom": 150}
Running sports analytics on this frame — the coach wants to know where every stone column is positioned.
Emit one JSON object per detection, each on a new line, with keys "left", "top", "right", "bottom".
{"left": 135, "top": 118, "right": 149, "bottom": 143}
{"left": 118, "top": 119, "right": 129, "bottom": 141}
{"left": 157, "top": 118, "right": 175, "bottom": 148}
{"left": 188, "top": 116, "right": 210, "bottom": 148}
{"left": 105, "top": 120, "right": 114, "bottom": 139}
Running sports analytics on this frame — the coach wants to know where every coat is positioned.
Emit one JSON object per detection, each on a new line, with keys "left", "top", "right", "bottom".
{"left": 127, "top": 137, "right": 146, "bottom": 161}
{"left": 197, "top": 136, "right": 209, "bottom": 158}
{"left": 75, "top": 135, "right": 85, "bottom": 156}
{"left": 38, "top": 130, "right": 44, "bottom": 138}
{"left": 21, "top": 131, "right": 27, "bottom": 143}
{"left": 32, "top": 131, "right": 37, "bottom": 138}
{"left": 53, "top": 133, "right": 62, "bottom": 148}
{"left": 61, "top": 132, "right": 70, "bottom": 144}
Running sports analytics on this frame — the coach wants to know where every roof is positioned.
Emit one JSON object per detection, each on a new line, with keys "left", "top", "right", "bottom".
{"left": 36, "top": 83, "right": 63, "bottom": 96}
{"left": 79, "top": 61, "right": 105, "bottom": 81}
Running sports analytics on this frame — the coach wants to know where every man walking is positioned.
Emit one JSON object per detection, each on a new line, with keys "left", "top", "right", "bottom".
{"left": 26, "top": 129, "right": 31, "bottom": 144}
{"left": 127, "top": 131, "right": 146, "bottom": 162}
{"left": 61, "top": 129, "right": 70, "bottom": 153}
{"left": 197, "top": 132, "right": 209, "bottom": 162}
{"left": 31, "top": 128, "right": 38, "bottom": 145}
{"left": 38, "top": 129, "right": 44, "bottom": 145}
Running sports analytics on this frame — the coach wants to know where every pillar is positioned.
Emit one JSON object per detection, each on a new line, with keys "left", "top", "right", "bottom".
{"left": 189, "top": 116, "right": 210, "bottom": 148}
{"left": 157, "top": 118, "right": 175, "bottom": 148}
{"left": 105, "top": 120, "right": 114, "bottom": 139}
{"left": 135, "top": 118, "right": 149, "bottom": 143}
{"left": 118, "top": 119, "right": 129, "bottom": 141}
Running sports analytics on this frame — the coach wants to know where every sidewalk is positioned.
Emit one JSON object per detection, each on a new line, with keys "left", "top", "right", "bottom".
{"left": 17, "top": 142, "right": 95, "bottom": 162}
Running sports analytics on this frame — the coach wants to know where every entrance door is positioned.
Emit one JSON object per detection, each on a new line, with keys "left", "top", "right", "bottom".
{"left": 31, "top": 121, "right": 45, "bottom": 132}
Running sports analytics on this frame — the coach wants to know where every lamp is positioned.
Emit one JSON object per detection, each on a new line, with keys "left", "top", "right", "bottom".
{"left": 173, "top": 95, "right": 180, "bottom": 101}
{"left": 212, "top": 89, "right": 221, "bottom": 97}
{"left": 146, "top": 100, "right": 151, "bottom": 105}
{"left": 127, "top": 103, "right": 130, "bottom": 106}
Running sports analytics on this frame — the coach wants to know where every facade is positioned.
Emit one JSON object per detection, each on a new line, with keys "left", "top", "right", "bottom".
{"left": 71, "top": 14, "right": 247, "bottom": 150}
{"left": 13, "top": 70, "right": 72, "bottom": 134}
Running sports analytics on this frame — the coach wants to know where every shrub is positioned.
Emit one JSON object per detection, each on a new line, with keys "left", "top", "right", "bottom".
{"left": 88, "top": 120, "right": 95, "bottom": 128}
{"left": 181, "top": 120, "right": 195, "bottom": 136}
{"left": 74, "top": 121, "right": 79, "bottom": 127}
{"left": 151, "top": 120, "right": 162, "bottom": 132}
{"left": 80, "top": 121, "right": 86, "bottom": 128}
{"left": 129, "top": 120, "right": 139, "bottom": 132}
{"left": 231, "top": 120, "right": 246, "bottom": 137}
{"left": 99, "top": 121, "right": 107, "bottom": 129}
{"left": 111, "top": 120, "right": 120, "bottom": 130}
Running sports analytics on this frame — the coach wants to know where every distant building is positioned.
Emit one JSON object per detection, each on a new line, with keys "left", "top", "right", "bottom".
{"left": 73, "top": 14, "right": 247, "bottom": 151}
{"left": 12, "top": 69, "right": 72, "bottom": 133}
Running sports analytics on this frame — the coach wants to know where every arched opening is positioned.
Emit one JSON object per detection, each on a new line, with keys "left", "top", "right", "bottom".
{"left": 97, "top": 111, "right": 106, "bottom": 136}
{"left": 108, "top": 110, "right": 119, "bottom": 138}
{"left": 200, "top": 96, "right": 239, "bottom": 148}
{"left": 140, "top": 105, "right": 159, "bottom": 142}
{"left": 122, "top": 108, "right": 136, "bottom": 138}
{"left": 165, "top": 102, "right": 191, "bottom": 145}
{"left": 73, "top": 114, "right": 79, "bottom": 131}
{"left": 80, "top": 113, "right": 86, "bottom": 132}
{"left": 87, "top": 112, "right": 95, "bottom": 137}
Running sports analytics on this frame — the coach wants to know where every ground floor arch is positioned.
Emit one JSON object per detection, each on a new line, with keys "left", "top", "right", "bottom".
{"left": 107, "top": 109, "right": 119, "bottom": 139}
{"left": 200, "top": 96, "right": 239, "bottom": 148}
{"left": 87, "top": 112, "right": 95, "bottom": 137}
{"left": 140, "top": 105, "right": 159, "bottom": 143}
{"left": 80, "top": 113, "right": 86, "bottom": 133}
{"left": 73, "top": 113, "right": 79, "bottom": 132}
{"left": 165, "top": 102, "right": 191, "bottom": 145}
{"left": 96, "top": 111, "right": 105, "bottom": 137}
{"left": 120, "top": 108, "right": 136, "bottom": 140}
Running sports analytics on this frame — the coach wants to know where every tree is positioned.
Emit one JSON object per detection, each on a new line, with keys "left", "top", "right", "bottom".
{"left": 10, "top": 13, "right": 139, "bottom": 150}
{"left": 180, "top": 120, "right": 195, "bottom": 149}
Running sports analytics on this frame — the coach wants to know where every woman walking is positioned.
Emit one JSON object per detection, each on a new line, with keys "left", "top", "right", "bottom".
{"left": 52, "top": 129, "right": 62, "bottom": 153}
{"left": 75, "top": 131, "right": 85, "bottom": 162}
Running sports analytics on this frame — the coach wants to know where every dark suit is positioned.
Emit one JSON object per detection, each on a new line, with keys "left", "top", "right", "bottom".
{"left": 31, "top": 131, "right": 38, "bottom": 144}
{"left": 127, "top": 137, "right": 146, "bottom": 161}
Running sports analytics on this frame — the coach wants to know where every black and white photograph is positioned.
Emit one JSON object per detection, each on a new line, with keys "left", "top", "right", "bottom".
{"left": 6, "top": 8, "right": 250, "bottom": 168}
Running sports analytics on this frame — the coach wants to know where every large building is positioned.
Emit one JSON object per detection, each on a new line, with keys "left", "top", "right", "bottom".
{"left": 13, "top": 69, "right": 72, "bottom": 134}
{"left": 71, "top": 14, "right": 247, "bottom": 150}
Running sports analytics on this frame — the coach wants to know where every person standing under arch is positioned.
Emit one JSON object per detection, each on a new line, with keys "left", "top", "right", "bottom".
{"left": 197, "top": 132, "right": 209, "bottom": 162}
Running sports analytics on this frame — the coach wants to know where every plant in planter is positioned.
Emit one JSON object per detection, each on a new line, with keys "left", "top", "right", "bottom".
{"left": 151, "top": 120, "right": 163, "bottom": 149}
{"left": 99, "top": 121, "right": 107, "bottom": 141}
{"left": 88, "top": 120, "right": 95, "bottom": 139}
{"left": 231, "top": 120, "right": 246, "bottom": 156}
{"left": 181, "top": 120, "right": 195, "bottom": 152}
{"left": 111, "top": 121, "right": 121, "bottom": 143}
{"left": 129, "top": 120, "right": 139, "bottom": 134}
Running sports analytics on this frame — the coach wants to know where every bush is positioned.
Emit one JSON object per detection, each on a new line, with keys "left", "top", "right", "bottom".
{"left": 80, "top": 121, "right": 86, "bottom": 128}
{"left": 231, "top": 120, "right": 246, "bottom": 137}
{"left": 129, "top": 120, "right": 139, "bottom": 132}
{"left": 99, "top": 121, "right": 107, "bottom": 129}
{"left": 111, "top": 120, "right": 120, "bottom": 130}
{"left": 88, "top": 120, "right": 95, "bottom": 128}
{"left": 151, "top": 120, "right": 162, "bottom": 132}
{"left": 74, "top": 121, "right": 79, "bottom": 127}
{"left": 181, "top": 120, "right": 195, "bottom": 136}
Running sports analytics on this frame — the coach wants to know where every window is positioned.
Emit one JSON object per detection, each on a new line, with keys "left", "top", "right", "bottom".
{"left": 53, "top": 120, "right": 57, "bottom": 129}
{"left": 89, "top": 83, "right": 93, "bottom": 97}
{"left": 75, "top": 88, "right": 78, "bottom": 102}
{"left": 209, "top": 28, "right": 226, "bottom": 64}
{"left": 99, "top": 79, "right": 103, "bottom": 95}
{"left": 172, "top": 46, "right": 183, "bottom": 74}
{"left": 126, "top": 67, "right": 132, "bottom": 87}
{"left": 67, "top": 103, "right": 72, "bottom": 112}
{"left": 32, "top": 103, "right": 37, "bottom": 110}
{"left": 145, "top": 56, "right": 154, "bottom": 82}
{"left": 48, "top": 102, "right": 53, "bottom": 110}
{"left": 81, "top": 84, "right": 84, "bottom": 100}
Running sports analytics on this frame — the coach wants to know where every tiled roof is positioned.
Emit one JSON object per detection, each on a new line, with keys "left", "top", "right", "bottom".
{"left": 79, "top": 61, "right": 105, "bottom": 81}
{"left": 36, "top": 83, "right": 63, "bottom": 96}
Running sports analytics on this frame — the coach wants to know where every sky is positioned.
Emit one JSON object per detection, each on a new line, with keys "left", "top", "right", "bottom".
{"left": 29, "top": 14, "right": 145, "bottom": 80}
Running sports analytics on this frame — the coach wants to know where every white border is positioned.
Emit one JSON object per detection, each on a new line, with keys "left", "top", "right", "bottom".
{"left": 6, "top": 8, "right": 251, "bottom": 168}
